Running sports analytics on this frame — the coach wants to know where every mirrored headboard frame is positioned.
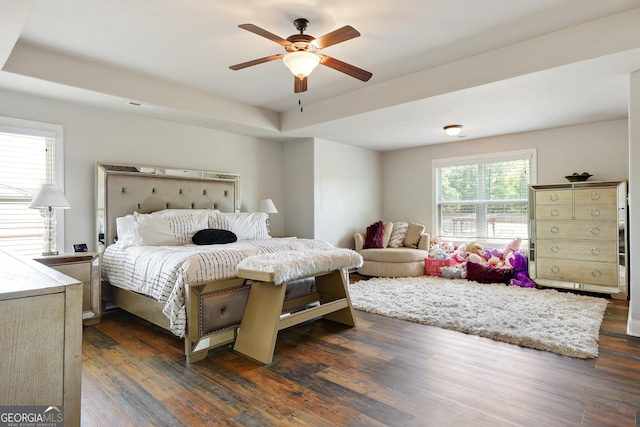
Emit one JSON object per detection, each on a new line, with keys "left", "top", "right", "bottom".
{"left": 96, "top": 162, "right": 241, "bottom": 252}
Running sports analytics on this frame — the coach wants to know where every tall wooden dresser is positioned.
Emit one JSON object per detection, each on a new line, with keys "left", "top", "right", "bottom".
{"left": 528, "top": 181, "right": 628, "bottom": 297}
{"left": 0, "top": 250, "right": 82, "bottom": 427}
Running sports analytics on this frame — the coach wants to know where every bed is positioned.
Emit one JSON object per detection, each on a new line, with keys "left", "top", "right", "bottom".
{"left": 96, "top": 162, "right": 333, "bottom": 362}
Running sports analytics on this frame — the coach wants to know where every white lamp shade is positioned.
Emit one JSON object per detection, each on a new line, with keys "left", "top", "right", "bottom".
{"left": 258, "top": 199, "right": 278, "bottom": 214}
{"left": 29, "top": 184, "right": 71, "bottom": 209}
{"left": 282, "top": 51, "right": 321, "bottom": 79}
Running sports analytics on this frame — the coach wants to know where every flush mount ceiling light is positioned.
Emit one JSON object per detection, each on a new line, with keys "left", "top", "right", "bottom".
{"left": 444, "top": 125, "right": 463, "bottom": 137}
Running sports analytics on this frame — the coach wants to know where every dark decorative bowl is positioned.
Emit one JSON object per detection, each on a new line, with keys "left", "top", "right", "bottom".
{"left": 564, "top": 173, "right": 592, "bottom": 182}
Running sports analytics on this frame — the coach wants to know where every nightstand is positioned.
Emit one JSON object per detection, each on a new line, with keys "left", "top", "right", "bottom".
{"left": 34, "top": 252, "right": 101, "bottom": 325}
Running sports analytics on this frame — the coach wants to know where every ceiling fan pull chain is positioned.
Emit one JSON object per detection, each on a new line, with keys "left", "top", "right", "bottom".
{"left": 299, "top": 98, "right": 303, "bottom": 112}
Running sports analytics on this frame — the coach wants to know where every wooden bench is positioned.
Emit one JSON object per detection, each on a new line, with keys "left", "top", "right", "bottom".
{"left": 233, "top": 249, "right": 362, "bottom": 364}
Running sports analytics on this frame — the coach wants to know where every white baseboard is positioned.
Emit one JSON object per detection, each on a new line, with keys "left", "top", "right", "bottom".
{"left": 627, "top": 316, "right": 640, "bottom": 337}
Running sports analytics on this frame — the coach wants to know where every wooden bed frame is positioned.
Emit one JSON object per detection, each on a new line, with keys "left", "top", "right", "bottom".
{"left": 95, "top": 162, "right": 320, "bottom": 362}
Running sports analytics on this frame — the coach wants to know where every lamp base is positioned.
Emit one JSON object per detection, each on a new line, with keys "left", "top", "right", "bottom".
{"left": 42, "top": 251, "right": 59, "bottom": 256}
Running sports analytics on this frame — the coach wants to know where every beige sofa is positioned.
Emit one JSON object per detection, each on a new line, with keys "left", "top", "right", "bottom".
{"left": 354, "top": 229, "right": 430, "bottom": 277}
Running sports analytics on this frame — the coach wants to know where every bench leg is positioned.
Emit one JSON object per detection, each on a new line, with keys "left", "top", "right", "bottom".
{"left": 316, "top": 269, "right": 357, "bottom": 327}
{"left": 233, "top": 280, "right": 286, "bottom": 364}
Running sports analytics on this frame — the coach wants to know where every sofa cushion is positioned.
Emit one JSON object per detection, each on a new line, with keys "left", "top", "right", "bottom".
{"left": 381, "top": 222, "right": 393, "bottom": 248}
{"left": 359, "top": 247, "right": 429, "bottom": 263}
{"left": 387, "top": 222, "right": 408, "bottom": 248}
{"left": 364, "top": 220, "right": 385, "bottom": 248}
{"left": 403, "top": 222, "right": 425, "bottom": 248}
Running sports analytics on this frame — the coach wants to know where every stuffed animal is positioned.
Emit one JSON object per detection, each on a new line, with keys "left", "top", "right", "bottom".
{"left": 466, "top": 241, "right": 484, "bottom": 257}
{"left": 428, "top": 244, "right": 441, "bottom": 258}
{"left": 507, "top": 252, "right": 536, "bottom": 288}
{"left": 464, "top": 242, "right": 485, "bottom": 264}
{"left": 503, "top": 237, "right": 522, "bottom": 259}
{"left": 440, "top": 241, "right": 455, "bottom": 253}
{"left": 452, "top": 244, "right": 468, "bottom": 263}
{"left": 441, "top": 266, "right": 465, "bottom": 279}
{"left": 434, "top": 248, "right": 447, "bottom": 259}
{"left": 487, "top": 255, "right": 502, "bottom": 266}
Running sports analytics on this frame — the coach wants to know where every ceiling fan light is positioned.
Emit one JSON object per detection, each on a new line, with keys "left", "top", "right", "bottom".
{"left": 444, "top": 125, "right": 463, "bottom": 137}
{"left": 283, "top": 51, "right": 320, "bottom": 79}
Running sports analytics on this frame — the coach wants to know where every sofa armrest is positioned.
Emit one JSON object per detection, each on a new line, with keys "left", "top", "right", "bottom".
{"left": 354, "top": 232, "right": 365, "bottom": 252}
{"left": 418, "top": 233, "right": 431, "bottom": 251}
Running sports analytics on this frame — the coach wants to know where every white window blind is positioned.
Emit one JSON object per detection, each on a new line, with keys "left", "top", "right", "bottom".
{"left": 433, "top": 149, "right": 536, "bottom": 244}
{"left": 0, "top": 119, "right": 63, "bottom": 256}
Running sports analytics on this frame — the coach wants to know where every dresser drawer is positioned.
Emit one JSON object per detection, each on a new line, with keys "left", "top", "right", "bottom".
{"left": 573, "top": 204, "right": 617, "bottom": 220}
{"left": 535, "top": 190, "right": 573, "bottom": 205}
{"left": 535, "top": 220, "right": 618, "bottom": 240}
{"left": 536, "top": 259, "right": 617, "bottom": 286}
{"left": 535, "top": 205, "right": 573, "bottom": 220}
{"left": 574, "top": 188, "right": 617, "bottom": 204}
{"left": 535, "top": 239, "right": 617, "bottom": 262}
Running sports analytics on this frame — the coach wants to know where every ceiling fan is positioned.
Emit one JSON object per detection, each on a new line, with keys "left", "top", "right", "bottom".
{"left": 229, "top": 18, "right": 373, "bottom": 93}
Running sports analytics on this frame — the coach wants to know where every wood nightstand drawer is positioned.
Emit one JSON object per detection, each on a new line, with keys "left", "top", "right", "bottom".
{"left": 33, "top": 253, "right": 101, "bottom": 325}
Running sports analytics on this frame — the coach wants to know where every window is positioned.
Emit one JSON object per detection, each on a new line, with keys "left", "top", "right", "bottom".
{"left": 433, "top": 149, "right": 536, "bottom": 245}
{"left": 0, "top": 117, "right": 64, "bottom": 256}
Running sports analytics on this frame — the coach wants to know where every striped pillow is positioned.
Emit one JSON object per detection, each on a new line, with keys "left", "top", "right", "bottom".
{"left": 387, "top": 222, "right": 408, "bottom": 248}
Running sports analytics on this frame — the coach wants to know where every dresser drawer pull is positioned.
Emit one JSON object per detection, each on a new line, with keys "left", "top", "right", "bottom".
{"left": 550, "top": 193, "right": 559, "bottom": 201}
{"left": 550, "top": 265, "right": 560, "bottom": 274}
{"left": 551, "top": 245, "right": 560, "bottom": 253}
{"left": 590, "top": 192, "right": 600, "bottom": 200}
{"left": 590, "top": 227, "right": 600, "bottom": 235}
{"left": 591, "top": 247, "right": 601, "bottom": 255}
{"left": 550, "top": 226, "right": 560, "bottom": 234}
{"left": 590, "top": 208, "right": 600, "bottom": 217}
{"left": 551, "top": 209, "right": 559, "bottom": 217}
{"left": 591, "top": 269, "right": 602, "bottom": 278}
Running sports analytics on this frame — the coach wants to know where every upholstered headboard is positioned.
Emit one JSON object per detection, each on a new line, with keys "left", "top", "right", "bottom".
{"left": 96, "top": 163, "right": 241, "bottom": 250}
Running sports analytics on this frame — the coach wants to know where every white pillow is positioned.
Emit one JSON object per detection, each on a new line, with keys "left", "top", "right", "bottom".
{"left": 387, "top": 222, "right": 409, "bottom": 248}
{"left": 150, "top": 208, "right": 219, "bottom": 216}
{"left": 133, "top": 210, "right": 209, "bottom": 246}
{"left": 221, "top": 212, "right": 270, "bottom": 240}
{"left": 115, "top": 214, "right": 136, "bottom": 248}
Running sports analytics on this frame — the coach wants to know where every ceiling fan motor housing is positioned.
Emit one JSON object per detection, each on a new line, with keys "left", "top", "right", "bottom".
{"left": 286, "top": 34, "right": 316, "bottom": 52}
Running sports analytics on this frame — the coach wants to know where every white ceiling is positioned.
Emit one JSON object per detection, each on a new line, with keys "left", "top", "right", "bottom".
{"left": 1, "top": 0, "right": 640, "bottom": 151}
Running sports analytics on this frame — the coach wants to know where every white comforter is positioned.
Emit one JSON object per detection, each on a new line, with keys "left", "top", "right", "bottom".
{"left": 102, "top": 238, "right": 334, "bottom": 337}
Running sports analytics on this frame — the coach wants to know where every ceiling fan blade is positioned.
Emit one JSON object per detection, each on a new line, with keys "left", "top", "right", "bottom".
{"left": 238, "top": 24, "right": 290, "bottom": 46}
{"left": 294, "top": 76, "right": 308, "bottom": 93}
{"left": 229, "top": 54, "right": 284, "bottom": 70}
{"left": 320, "top": 56, "right": 372, "bottom": 82}
{"left": 312, "top": 25, "right": 360, "bottom": 49}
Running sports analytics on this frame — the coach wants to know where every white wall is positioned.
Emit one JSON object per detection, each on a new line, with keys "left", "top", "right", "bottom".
{"left": 283, "top": 138, "right": 381, "bottom": 248}
{"left": 314, "top": 138, "right": 381, "bottom": 248}
{"left": 381, "top": 119, "right": 629, "bottom": 234}
{"left": 283, "top": 138, "right": 315, "bottom": 239}
{"left": 0, "top": 89, "right": 287, "bottom": 252}
{"left": 628, "top": 70, "right": 640, "bottom": 336}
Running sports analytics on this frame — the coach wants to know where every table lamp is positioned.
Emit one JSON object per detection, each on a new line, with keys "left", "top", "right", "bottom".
{"left": 29, "top": 184, "right": 71, "bottom": 255}
{"left": 258, "top": 199, "right": 278, "bottom": 235}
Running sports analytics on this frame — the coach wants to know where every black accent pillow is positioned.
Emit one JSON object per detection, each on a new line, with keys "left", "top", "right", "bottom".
{"left": 192, "top": 229, "right": 237, "bottom": 245}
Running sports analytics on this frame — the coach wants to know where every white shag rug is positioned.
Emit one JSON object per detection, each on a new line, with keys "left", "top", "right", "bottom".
{"left": 349, "top": 276, "right": 609, "bottom": 358}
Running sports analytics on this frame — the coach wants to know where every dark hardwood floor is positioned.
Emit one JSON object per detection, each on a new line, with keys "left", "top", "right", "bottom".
{"left": 81, "top": 275, "right": 640, "bottom": 426}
